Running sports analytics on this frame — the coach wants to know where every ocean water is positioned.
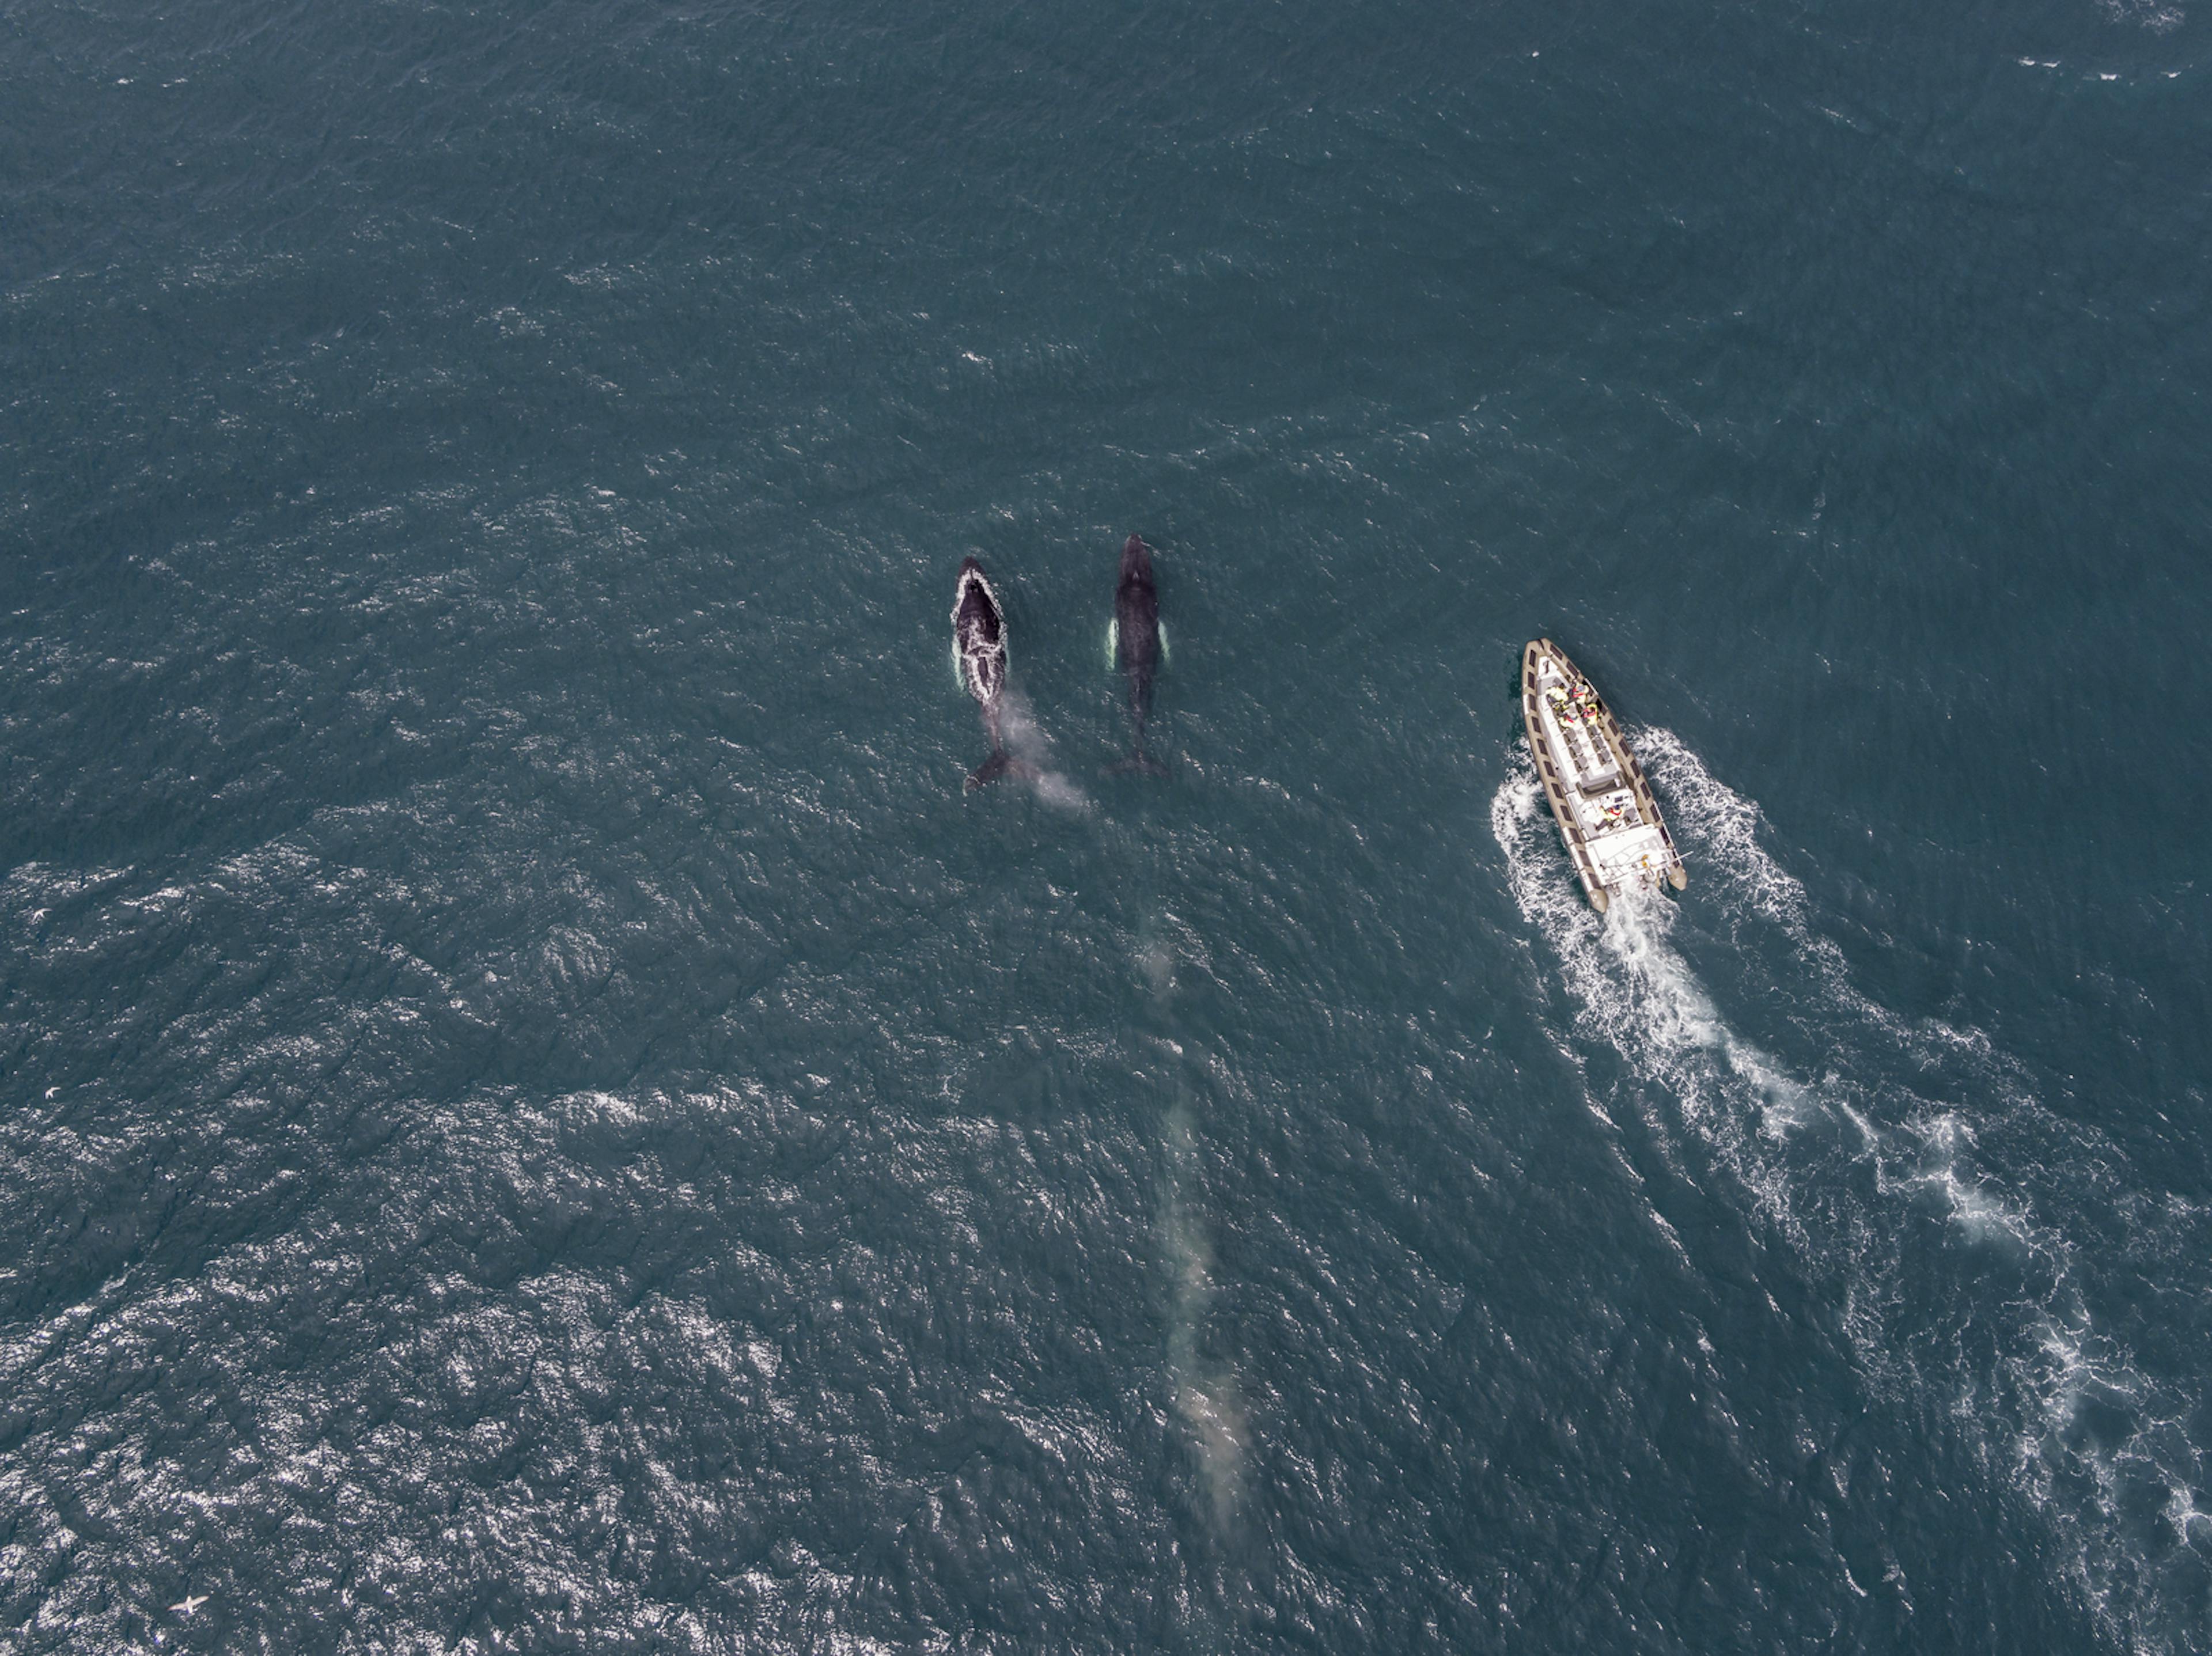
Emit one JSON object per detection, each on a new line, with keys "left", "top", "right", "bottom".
{"left": 5, "top": 0, "right": 2210, "bottom": 1650}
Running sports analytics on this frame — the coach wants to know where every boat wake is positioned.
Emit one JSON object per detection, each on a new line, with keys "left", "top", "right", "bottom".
{"left": 1491, "top": 729, "right": 2210, "bottom": 1653}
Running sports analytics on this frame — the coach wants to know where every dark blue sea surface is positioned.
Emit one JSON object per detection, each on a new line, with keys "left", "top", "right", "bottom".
{"left": 5, "top": 0, "right": 2211, "bottom": 1650}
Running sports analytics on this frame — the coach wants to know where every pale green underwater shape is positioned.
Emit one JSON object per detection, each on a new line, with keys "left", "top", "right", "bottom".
{"left": 1104, "top": 617, "right": 1170, "bottom": 668}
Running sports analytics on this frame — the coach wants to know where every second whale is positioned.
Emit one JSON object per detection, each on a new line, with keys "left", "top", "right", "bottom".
{"left": 1106, "top": 533, "right": 1169, "bottom": 776}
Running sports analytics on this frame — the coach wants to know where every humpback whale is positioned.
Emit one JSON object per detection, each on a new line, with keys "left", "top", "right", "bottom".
{"left": 952, "top": 556, "right": 1024, "bottom": 789}
{"left": 1106, "top": 533, "right": 1168, "bottom": 775}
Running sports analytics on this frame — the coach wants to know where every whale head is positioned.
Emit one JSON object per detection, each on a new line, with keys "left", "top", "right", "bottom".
{"left": 1119, "top": 534, "right": 1152, "bottom": 582}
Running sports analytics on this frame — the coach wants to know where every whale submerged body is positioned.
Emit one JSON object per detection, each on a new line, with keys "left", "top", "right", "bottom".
{"left": 952, "top": 557, "right": 1022, "bottom": 790}
{"left": 1106, "top": 533, "right": 1168, "bottom": 775}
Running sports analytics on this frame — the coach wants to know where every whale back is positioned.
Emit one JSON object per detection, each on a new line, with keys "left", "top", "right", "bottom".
{"left": 1113, "top": 536, "right": 1159, "bottom": 673}
{"left": 952, "top": 560, "right": 1006, "bottom": 705}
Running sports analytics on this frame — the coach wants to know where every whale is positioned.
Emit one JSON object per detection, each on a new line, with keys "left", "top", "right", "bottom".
{"left": 952, "top": 556, "right": 1026, "bottom": 789}
{"left": 1105, "top": 533, "right": 1168, "bottom": 775}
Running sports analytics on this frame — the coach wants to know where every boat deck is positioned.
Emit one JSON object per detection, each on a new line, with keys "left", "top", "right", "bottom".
{"left": 1520, "top": 639, "right": 1686, "bottom": 911}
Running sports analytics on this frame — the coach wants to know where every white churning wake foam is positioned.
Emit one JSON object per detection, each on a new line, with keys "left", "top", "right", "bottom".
{"left": 1491, "top": 727, "right": 2210, "bottom": 1652}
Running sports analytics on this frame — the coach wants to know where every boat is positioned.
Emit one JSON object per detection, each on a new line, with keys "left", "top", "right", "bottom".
{"left": 1519, "top": 638, "right": 1686, "bottom": 912}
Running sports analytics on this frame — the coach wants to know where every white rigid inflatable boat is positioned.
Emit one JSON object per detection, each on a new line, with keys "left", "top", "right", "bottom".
{"left": 1520, "top": 638, "right": 1686, "bottom": 912}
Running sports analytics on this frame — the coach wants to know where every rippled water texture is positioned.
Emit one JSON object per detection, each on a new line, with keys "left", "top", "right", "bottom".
{"left": 5, "top": 0, "right": 2210, "bottom": 1650}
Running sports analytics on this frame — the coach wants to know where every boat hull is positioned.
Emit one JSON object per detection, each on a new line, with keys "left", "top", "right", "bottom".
{"left": 1519, "top": 638, "right": 1687, "bottom": 911}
